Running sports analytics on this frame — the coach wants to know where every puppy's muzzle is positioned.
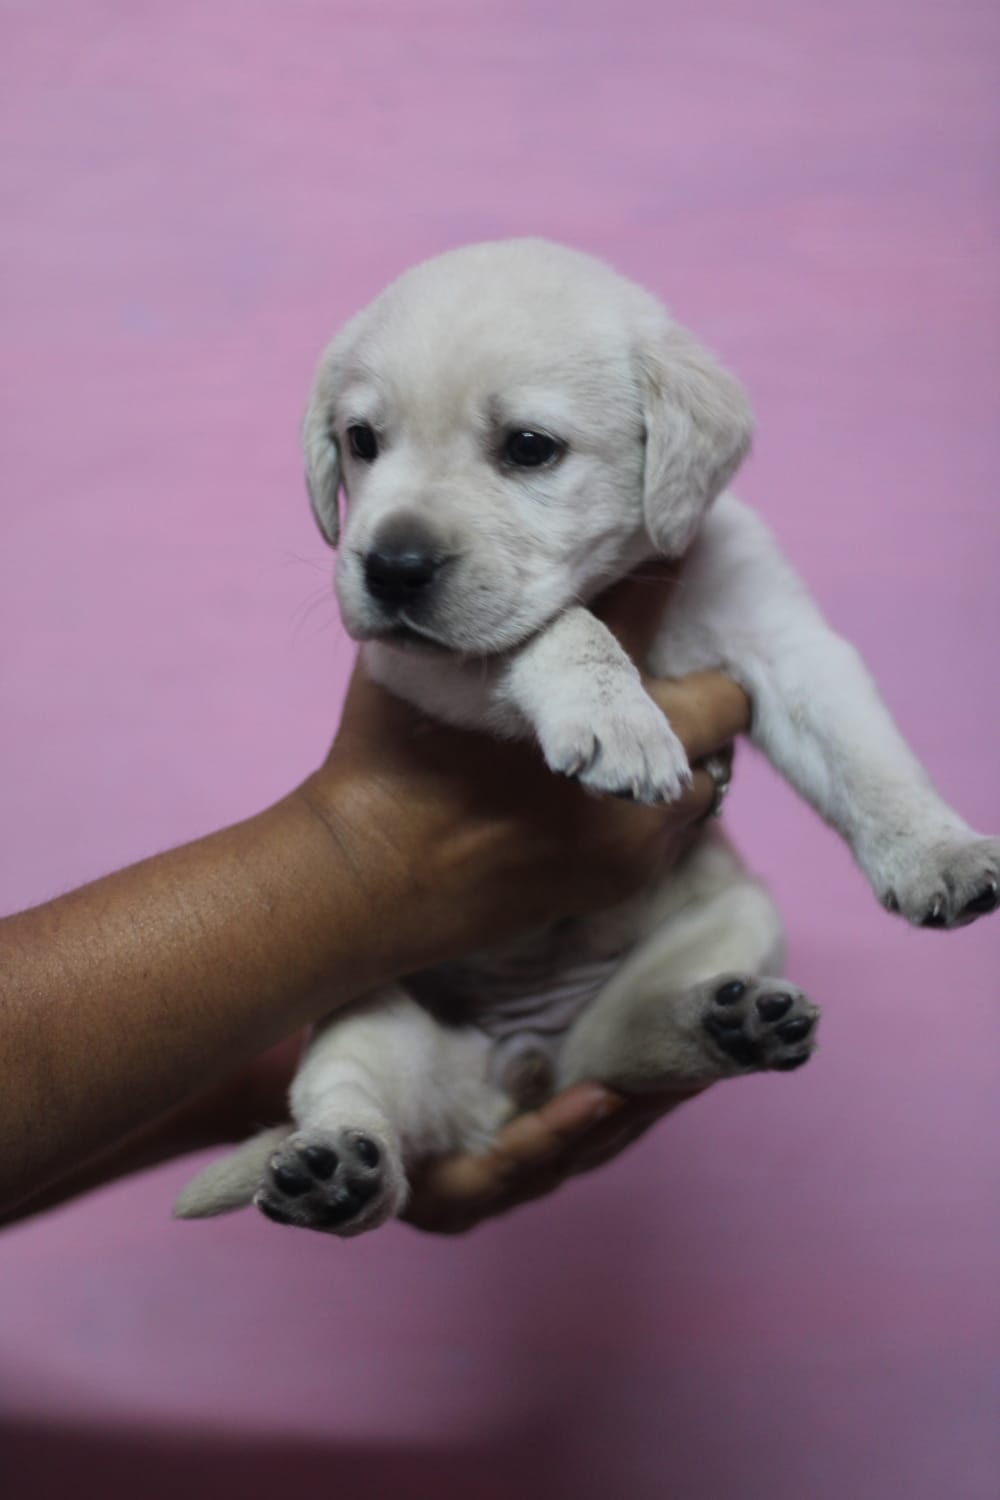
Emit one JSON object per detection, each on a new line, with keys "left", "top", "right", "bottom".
{"left": 363, "top": 517, "right": 450, "bottom": 611}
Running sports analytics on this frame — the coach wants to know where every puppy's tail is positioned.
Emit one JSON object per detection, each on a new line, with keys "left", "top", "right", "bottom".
{"left": 173, "top": 1125, "right": 292, "bottom": 1219}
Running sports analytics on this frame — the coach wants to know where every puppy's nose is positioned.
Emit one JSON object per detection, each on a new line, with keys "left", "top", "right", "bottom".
{"left": 364, "top": 526, "right": 446, "bottom": 607}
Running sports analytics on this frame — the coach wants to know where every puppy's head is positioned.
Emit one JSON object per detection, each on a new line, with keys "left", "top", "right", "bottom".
{"left": 304, "top": 239, "right": 751, "bottom": 655}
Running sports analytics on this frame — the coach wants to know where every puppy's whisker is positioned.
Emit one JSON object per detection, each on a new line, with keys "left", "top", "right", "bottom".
{"left": 291, "top": 589, "right": 336, "bottom": 639}
{"left": 281, "top": 550, "right": 330, "bottom": 575}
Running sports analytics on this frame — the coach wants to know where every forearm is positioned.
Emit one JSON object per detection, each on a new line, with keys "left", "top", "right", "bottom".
{"left": 0, "top": 783, "right": 403, "bottom": 1214}
{"left": 0, "top": 655, "right": 749, "bottom": 1223}
{"left": 0, "top": 1035, "right": 301, "bottom": 1227}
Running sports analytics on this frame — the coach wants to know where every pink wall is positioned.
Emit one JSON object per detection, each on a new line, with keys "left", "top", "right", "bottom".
{"left": 1, "top": 4, "right": 998, "bottom": 1497}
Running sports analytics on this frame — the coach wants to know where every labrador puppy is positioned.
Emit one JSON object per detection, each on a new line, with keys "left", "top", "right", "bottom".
{"left": 176, "top": 239, "right": 999, "bottom": 1235}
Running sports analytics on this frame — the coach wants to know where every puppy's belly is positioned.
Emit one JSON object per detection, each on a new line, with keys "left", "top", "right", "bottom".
{"left": 407, "top": 928, "right": 628, "bottom": 1108}
{"left": 404, "top": 831, "right": 735, "bottom": 1107}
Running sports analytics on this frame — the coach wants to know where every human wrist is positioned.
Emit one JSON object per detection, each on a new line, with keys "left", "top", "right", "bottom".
{"left": 292, "top": 763, "right": 448, "bottom": 987}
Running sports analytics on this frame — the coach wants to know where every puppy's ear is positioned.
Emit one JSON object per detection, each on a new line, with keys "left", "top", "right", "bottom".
{"left": 638, "top": 321, "right": 753, "bottom": 557}
{"left": 302, "top": 380, "right": 341, "bottom": 547}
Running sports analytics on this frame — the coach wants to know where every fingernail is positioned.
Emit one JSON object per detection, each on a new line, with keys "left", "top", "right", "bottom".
{"left": 585, "top": 1089, "right": 624, "bottom": 1124}
{"left": 546, "top": 1084, "right": 623, "bottom": 1131}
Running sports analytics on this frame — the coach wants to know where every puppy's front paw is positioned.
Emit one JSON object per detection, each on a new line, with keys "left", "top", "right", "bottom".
{"left": 877, "top": 835, "right": 1000, "bottom": 930}
{"left": 536, "top": 684, "right": 692, "bottom": 805}
{"left": 254, "top": 1127, "right": 406, "bottom": 1238}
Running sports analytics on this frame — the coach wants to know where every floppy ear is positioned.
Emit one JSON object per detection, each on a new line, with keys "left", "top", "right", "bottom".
{"left": 302, "top": 378, "right": 341, "bottom": 547}
{"left": 638, "top": 320, "right": 753, "bottom": 557}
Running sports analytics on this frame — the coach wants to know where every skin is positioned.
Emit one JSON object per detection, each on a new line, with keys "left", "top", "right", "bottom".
{"left": 0, "top": 569, "right": 750, "bottom": 1229}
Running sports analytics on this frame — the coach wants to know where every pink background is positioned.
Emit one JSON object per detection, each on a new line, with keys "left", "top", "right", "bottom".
{"left": 1, "top": 3, "right": 998, "bottom": 1497}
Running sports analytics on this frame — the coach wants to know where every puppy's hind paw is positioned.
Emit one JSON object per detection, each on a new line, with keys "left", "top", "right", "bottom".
{"left": 255, "top": 1127, "right": 406, "bottom": 1238}
{"left": 700, "top": 975, "right": 820, "bottom": 1075}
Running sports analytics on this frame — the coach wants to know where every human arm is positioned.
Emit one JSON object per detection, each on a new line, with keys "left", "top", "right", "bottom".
{"left": 0, "top": 574, "right": 749, "bottom": 1222}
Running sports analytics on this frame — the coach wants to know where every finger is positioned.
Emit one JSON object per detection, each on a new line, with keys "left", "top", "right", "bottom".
{"left": 657, "top": 747, "right": 733, "bottom": 827}
{"left": 593, "top": 562, "right": 684, "bottom": 659}
{"left": 700, "top": 743, "right": 735, "bottom": 783}
{"left": 645, "top": 672, "right": 751, "bottom": 761}
{"left": 406, "top": 1158, "right": 577, "bottom": 1234}
{"left": 412, "top": 1084, "right": 623, "bottom": 1207}
{"left": 470, "top": 1085, "right": 708, "bottom": 1212}
{"left": 496, "top": 1083, "right": 624, "bottom": 1164}
{"left": 404, "top": 1085, "right": 709, "bottom": 1232}
{"left": 565, "top": 1088, "right": 707, "bottom": 1173}
{"left": 671, "top": 764, "right": 723, "bottom": 825}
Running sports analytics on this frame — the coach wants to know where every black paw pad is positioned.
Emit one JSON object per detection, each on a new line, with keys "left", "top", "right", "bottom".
{"left": 316, "top": 1177, "right": 380, "bottom": 1229}
{"left": 271, "top": 1163, "right": 310, "bottom": 1197}
{"left": 776, "top": 1016, "right": 813, "bottom": 1044}
{"left": 712, "top": 1009, "right": 746, "bottom": 1030}
{"left": 756, "top": 993, "right": 792, "bottom": 1022}
{"left": 773, "top": 1052, "right": 811, "bottom": 1072}
{"left": 316, "top": 1191, "right": 363, "bottom": 1228}
{"left": 702, "top": 976, "right": 818, "bottom": 1077}
{"left": 921, "top": 901, "right": 946, "bottom": 928}
{"left": 301, "top": 1145, "right": 337, "bottom": 1179}
{"left": 258, "top": 1198, "right": 293, "bottom": 1225}
{"left": 259, "top": 1128, "right": 390, "bottom": 1236}
{"left": 963, "top": 883, "right": 998, "bottom": 916}
{"left": 703, "top": 1016, "right": 757, "bottom": 1067}
{"left": 353, "top": 1135, "right": 380, "bottom": 1168}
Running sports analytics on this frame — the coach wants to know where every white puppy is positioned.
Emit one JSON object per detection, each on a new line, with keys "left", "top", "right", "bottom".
{"left": 176, "top": 240, "right": 999, "bottom": 1236}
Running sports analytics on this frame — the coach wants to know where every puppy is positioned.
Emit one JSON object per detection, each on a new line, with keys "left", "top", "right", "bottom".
{"left": 176, "top": 239, "right": 999, "bottom": 1235}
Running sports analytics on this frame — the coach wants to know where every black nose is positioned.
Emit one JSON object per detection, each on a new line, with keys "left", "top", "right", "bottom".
{"left": 364, "top": 528, "right": 445, "bottom": 607}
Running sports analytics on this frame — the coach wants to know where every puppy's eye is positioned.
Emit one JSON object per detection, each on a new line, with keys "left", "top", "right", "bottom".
{"left": 502, "top": 430, "right": 562, "bottom": 469}
{"left": 347, "top": 423, "right": 379, "bottom": 462}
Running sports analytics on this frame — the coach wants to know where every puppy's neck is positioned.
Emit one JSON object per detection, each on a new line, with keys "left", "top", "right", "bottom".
{"left": 362, "top": 639, "right": 517, "bottom": 737}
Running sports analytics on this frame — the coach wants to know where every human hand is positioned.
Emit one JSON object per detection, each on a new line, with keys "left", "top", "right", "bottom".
{"left": 300, "top": 565, "right": 750, "bottom": 977}
{"left": 402, "top": 1081, "right": 705, "bottom": 1235}
{"left": 0, "top": 564, "right": 746, "bottom": 1225}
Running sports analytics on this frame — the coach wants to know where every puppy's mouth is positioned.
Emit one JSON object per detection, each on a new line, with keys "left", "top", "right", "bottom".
{"left": 367, "top": 617, "right": 453, "bottom": 653}
{"left": 356, "top": 598, "right": 570, "bottom": 659}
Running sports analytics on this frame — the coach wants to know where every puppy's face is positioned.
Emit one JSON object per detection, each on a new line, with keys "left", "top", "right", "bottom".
{"left": 304, "top": 241, "right": 752, "bottom": 656}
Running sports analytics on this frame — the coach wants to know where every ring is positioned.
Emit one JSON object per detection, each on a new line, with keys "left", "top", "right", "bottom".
{"left": 701, "top": 754, "right": 732, "bottom": 819}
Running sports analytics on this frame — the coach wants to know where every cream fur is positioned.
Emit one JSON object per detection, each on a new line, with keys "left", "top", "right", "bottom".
{"left": 176, "top": 240, "right": 998, "bottom": 1236}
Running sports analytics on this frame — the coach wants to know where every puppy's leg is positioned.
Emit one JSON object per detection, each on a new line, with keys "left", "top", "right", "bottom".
{"left": 176, "top": 988, "right": 505, "bottom": 1235}
{"left": 498, "top": 605, "right": 693, "bottom": 804}
{"left": 659, "top": 496, "right": 1000, "bottom": 930}
{"left": 256, "top": 989, "right": 506, "bottom": 1237}
{"left": 559, "top": 839, "right": 818, "bottom": 1092}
